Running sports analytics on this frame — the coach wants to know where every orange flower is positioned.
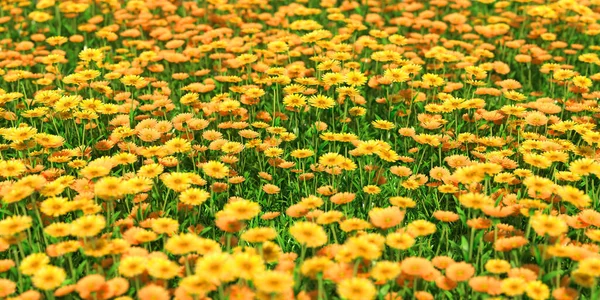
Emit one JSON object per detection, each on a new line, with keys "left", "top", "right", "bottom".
{"left": 76, "top": 274, "right": 105, "bottom": 299}
{"left": 330, "top": 192, "right": 356, "bottom": 204}
{"left": 106, "top": 277, "right": 129, "bottom": 297}
{"left": 369, "top": 207, "right": 404, "bottom": 229}
{"left": 432, "top": 256, "right": 455, "bottom": 270}
{"left": 0, "top": 279, "right": 16, "bottom": 297}
{"left": 226, "top": 284, "right": 255, "bottom": 300}
{"left": 0, "top": 259, "right": 15, "bottom": 273}
{"left": 415, "top": 291, "right": 434, "bottom": 300}
{"left": 215, "top": 216, "right": 244, "bottom": 233}
{"left": 261, "top": 212, "right": 281, "bottom": 220}
{"left": 435, "top": 276, "right": 457, "bottom": 291}
{"left": 446, "top": 262, "right": 475, "bottom": 282}
{"left": 400, "top": 257, "right": 434, "bottom": 277}
{"left": 466, "top": 218, "right": 492, "bottom": 229}
{"left": 262, "top": 184, "right": 281, "bottom": 194}
{"left": 469, "top": 276, "right": 502, "bottom": 295}
{"left": 552, "top": 287, "right": 579, "bottom": 300}
{"left": 53, "top": 285, "right": 76, "bottom": 297}
{"left": 507, "top": 268, "right": 538, "bottom": 282}
{"left": 138, "top": 284, "right": 170, "bottom": 300}
{"left": 433, "top": 211, "right": 459, "bottom": 222}
{"left": 494, "top": 236, "right": 529, "bottom": 252}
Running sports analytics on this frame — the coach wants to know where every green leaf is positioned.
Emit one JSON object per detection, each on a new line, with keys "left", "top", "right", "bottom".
{"left": 543, "top": 270, "right": 564, "bottom": 282}
{"left": 77, "top": 261, "right": 87, "bottom": 274}
{"left": 460, "top": 236, "right": 469, "bottom": 259}
{"left": 379, "top": 284, "right": 390, "bottom": 295}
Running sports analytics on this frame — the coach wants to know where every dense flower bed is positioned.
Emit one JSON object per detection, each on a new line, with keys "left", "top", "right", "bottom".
{"left": 0, "top": 0, "right": 600, "bottom": 299}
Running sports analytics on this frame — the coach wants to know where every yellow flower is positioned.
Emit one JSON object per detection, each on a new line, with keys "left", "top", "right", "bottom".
{"left": 530, "top": 214, "right": 568, "bottom": 237}
{"left": 202, "top": 161, "right": 229, "bottom": 179}
{"left": 289, "top": 222, "right": 328, "bottom": 247}
{"left": 195, "top": 253, "right": 235, "bottom": 283}
{"left": 0, "top": 215, "right": 32, "bottom": 236}
{"left": 32, "top": 266, "right": 66, "bottom": 290}
{"left": 345, "top": 71, "right": 367, "bottom": 86}
{"left": 422, "top": 73, "right": 445, "bottom": 87}
{"left": 79, "top": 48, "right": 104, "bottom": 62}
{"left": 253, "top": 270, "right": 294, "bottom": 294}
{"left": 337, "top": 277, "right": 377, "bottom": 300}
{"left": 70, "top": 215, "right": 106, "bottom": 238}
{"left": 119, "top": 256, "right": 147, "bottom": 277}
{"left": 308, "top": 95, "right": 335, "bottom": 109}
{"left": 222, "top": 199, "right": 261, "bottom": 220}
{"left": 19, "top": 253, "right": 50, "bottom": 275}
